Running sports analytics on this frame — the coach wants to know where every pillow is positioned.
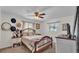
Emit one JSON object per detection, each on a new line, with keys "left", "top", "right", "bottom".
{"left": 22, "top": 32, "right": 29, "bottom": 36}
{"left": 29, "top": 32, "right": 35, "bottom": 36}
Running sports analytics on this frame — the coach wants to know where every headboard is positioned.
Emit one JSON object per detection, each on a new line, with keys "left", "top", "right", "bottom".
{"left": 22, "top": 28, "right": 36, "bottom": 36}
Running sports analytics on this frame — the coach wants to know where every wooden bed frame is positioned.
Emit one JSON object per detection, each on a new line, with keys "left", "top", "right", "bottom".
{"left": 21, "top": 28, "right": 53, "bottom": 53}
{"left": 33, "top": 36, "right": 53, "bottom": 53}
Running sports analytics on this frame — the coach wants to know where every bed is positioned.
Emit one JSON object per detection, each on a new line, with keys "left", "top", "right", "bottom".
{"left": 21, "top": 28, "right": 53, "bottom": 53}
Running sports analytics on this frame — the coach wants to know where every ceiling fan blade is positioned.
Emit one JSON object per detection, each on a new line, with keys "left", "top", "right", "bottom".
{"left": 39, "top": 16, "right": 44, "bottom": 18}
{"left": 40, "top": 13, "right": 46, "bottom": 15}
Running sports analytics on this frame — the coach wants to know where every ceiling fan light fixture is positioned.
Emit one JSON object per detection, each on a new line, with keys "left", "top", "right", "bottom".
{"left": 34, "top": 16, "right": 39, "bottom": 20}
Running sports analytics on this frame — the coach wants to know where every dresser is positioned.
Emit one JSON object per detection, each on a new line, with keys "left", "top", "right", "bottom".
{"left": 56, "top": 36, "right": 76, "bottom": 53}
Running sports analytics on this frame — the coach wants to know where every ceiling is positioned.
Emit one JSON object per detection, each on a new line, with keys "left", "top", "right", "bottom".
{"left": 0, "top": 6, "right": 76, "bottom": 21}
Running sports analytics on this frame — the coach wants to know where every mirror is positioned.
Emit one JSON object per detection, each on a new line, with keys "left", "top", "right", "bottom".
{"left": 1, "top": 22, "right": 11, "bottom": 31}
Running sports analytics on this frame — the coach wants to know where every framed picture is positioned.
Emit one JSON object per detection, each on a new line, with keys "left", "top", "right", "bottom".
{"left": 16, "top": 23, "right": 21, "bottom": 28}
{"left": 36, "top": 23, "right": 40, "bottom": 29}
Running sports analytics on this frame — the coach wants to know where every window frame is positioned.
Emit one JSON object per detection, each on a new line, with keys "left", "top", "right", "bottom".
{"left": 48, "top": 22, "right": 59, "bottom": 32}
{"left": 23, "top": 22, "right": 34, "bottom": 29}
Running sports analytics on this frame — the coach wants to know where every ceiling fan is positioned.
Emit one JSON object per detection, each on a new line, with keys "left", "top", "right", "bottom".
{"left": 34, "top": 11, "right": 46, "bottom": 19}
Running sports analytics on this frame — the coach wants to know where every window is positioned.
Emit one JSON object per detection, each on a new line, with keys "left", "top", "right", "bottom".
{"left": 28, "top": 23, "right": 33, "bottom": 28}
{"left": 49, "top": 22, "right": 59, "bottom": 32}
{"left": 24, "top": 22, "right": 28, "bottom": 29}
{"left": 24, "top": 22, "right": 33, "bottom": 29}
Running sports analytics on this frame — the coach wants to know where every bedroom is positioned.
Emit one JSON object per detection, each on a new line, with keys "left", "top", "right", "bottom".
{"left": 0, "top": 6, "right": 78, "bottom": 53}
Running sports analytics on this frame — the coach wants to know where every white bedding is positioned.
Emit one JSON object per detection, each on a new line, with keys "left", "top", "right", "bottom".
{"left": 22, "top": 35, "right": 44, "bottom": 40}
{"left": 22, "top": 35, "right": 45, "bottom": 47}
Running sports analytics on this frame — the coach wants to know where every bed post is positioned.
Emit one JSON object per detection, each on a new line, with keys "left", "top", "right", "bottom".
{"left": 33, "top": 42, "right": 37, "bottom": 53}
{"left": 51, "top": 37, "right": 53, "bottom": 48}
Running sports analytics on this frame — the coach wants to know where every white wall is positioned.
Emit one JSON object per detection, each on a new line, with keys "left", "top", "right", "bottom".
{"left": 40, "top": 15, "right": 75, "bottom": 43}
{"left": 0, "top": 10, "right": 18, "bottom": 48}
{"left": 0, "top": 19, "right": 12, "bottom": 48}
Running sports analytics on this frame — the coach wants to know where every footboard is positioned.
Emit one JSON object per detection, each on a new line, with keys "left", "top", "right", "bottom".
{"left": 34, "top": 36, "right": 53, "bottom": 52}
